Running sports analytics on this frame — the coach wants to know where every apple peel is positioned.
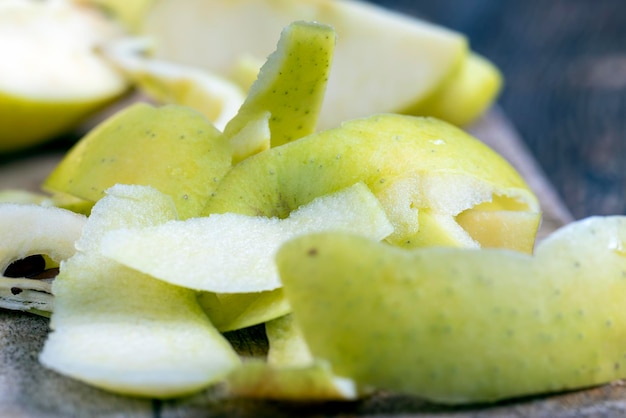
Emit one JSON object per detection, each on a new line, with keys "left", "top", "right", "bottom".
{"left": 40, "top": 185, "right": 240, "bottom": 398}
{"left": 100, "top": 182, "right": 393, "bottom": 293}
{"left": 277, "top": 216, "right": 626, "bottom": 404}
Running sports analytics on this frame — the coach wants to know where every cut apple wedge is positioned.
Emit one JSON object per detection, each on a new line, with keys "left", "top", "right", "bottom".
{"left": 226, "top": 314, "right": 361, "bottom": 401}
{"left": 407, "top": 53, "right": 503, "bottom": 127}
{"left": 100, "top": 182, "right": 393, "bottom": 293}
{"left": 204, "top": 114, "right": 541, "bottom": 252}
{"left": 139, "top": 0, "right": 468, "bottom": 129}
{"left": 0, "top": 203, "right": 86, "bottom": 314}
{"left": 102, "top": 38, "right": 245, "bottom": 131}
{"left": 43, "top": 103, "right": 232, "bottom": 219}
{"left": 39, "top": 185, "right": 240, "bottom": 398}
{"left": 276, "top": 216, "right": 626, "bottom": 404}
{"left": 0, "top": 0, "right": 128, "bottom": 152}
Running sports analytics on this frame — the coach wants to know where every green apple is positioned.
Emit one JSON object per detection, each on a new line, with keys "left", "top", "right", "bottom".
{"left": 39, "top": 184, "right": 240, "bottom": 398}
{"left": 100, "top": 182, "right": 393, "bottom": 293}
{"left": 276, "top": 216, "right": 626, "bottom": 404}
{"left": 0, "top": 0, "right": 128, "bottom": 153}
{"left": 203, "top": 114, "right": 540, "bottom": 252}
{"left": 140, "top": 0, "right": 468, "bottom": 129}
{"left": 0, "top": 203, "right": 86, "bottom": 315}
{"left": 222, "top": 20, "right": 336, "bottom": 148}
{"left": 43, "top": 103, "right": 232, "bottom": 219}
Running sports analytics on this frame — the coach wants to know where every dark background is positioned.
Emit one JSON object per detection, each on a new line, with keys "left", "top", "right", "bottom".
{"left": 375, "top": 0, "right": 626, "bottom": 220}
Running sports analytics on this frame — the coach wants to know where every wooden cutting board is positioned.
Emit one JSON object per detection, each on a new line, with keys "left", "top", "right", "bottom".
{"left": 4, "top": 107, "right": 619, "bottom": 418}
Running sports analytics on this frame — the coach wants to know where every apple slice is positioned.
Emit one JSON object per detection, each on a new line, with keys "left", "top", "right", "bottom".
{"left": 222, "top": 20, "right": 335, "bottom": 148}
{"left": 408, "top": 53, "right": 503, "bottom": 127}
{"left": 276, "top": 216, "right": 626, "bottom": 404}
{"left": 100, "top": 182, "right": 393, "bottom": 293}
{"left": 203, "top": 114, "right": 541, "bottom": 251}
{"left": 39, "top": 184, "right": 240, "bottom": 398}
{"left": 0, "top": 203, "right": 86, "bottom": 314}
{"left": 0, "top": 0, "right": 128, "bottom": 152}
{"left": 140, "top": 0, "right": 468, "bottom": 130}
{"left": 43, "top": 103, "right": 232, "bottom": 219}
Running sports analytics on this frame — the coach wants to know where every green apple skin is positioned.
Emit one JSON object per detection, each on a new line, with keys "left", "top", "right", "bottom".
{"left": 223, "top": 21, "right": 336, "bottom": 148}
{"left": 276, "top": 216, "right": 626, "bottom": 404}
{"left": 44, "top": 103, "right": 232, "bottom": 219}
{"left": 203, "top": 114, "right": 538, "bottom": 248}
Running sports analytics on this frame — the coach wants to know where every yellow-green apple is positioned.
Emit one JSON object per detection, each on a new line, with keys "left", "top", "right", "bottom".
{"left": 0, "top": 0, "right": 128, "bottom": 152}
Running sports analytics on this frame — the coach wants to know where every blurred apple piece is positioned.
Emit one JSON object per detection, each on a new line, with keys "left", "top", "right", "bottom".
{"left": 102, "top": 38, "right": 245, "bottom": 131}
{"left": 138, "top": 0, "right": 471, "bottom": 129}
{"left": 0, "top": 0, "right": 129, "bottom": 153}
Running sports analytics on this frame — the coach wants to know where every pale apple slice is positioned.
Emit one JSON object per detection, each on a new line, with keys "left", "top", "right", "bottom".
{"left": 43, "top": 103, "right": 232, "bottom": 219}
{"left": 222, "top": 20, "right": 335, "bottom": 148}
{"left": 79, "top": 0, "right": 154, "bottom": 32}
{"left": 40, "top": 184, "right": 240, "bottom": 398}
{"left": 204, "top": 114, "right": 541, "bottom": 252}
{"left": 276, "top": 216, "right": 626, "bottom": 404}
{"left": 140, "top": 0, "right": 468, "bottom": 130}
{"left": 408, "top": 53, "right": 503, "bottom": 126}
{"left": 0, "top": 203, "right": 86, "bottom": 314}
{"left": 102, "top": 38, "right": 245, "bottom": 131}
{"left": 100, "top": 182, "right": 393, "bottom": 293}
{"left": 0, "top": 0, "right": 128, "bottom": 152}
{"left": 225, "top": 314, "right": 360, "bottom": 401}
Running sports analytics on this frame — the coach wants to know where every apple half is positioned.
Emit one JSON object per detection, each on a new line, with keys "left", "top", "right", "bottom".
{"left": 0, "top": 0, "right": 128, "bottom": 152}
